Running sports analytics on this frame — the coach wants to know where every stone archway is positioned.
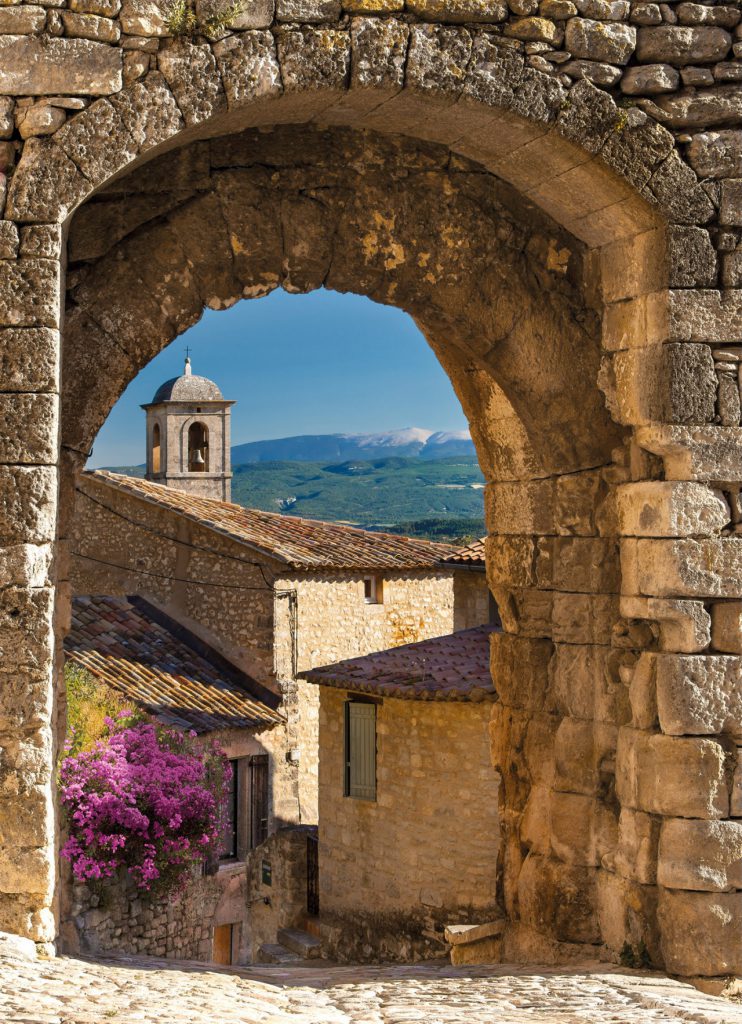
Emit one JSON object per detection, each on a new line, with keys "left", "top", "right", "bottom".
{"left": 1, "top": 12, "right": 740, "bottom": 986}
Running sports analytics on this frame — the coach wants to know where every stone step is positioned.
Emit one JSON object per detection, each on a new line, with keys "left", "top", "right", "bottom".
{"left": 257, "top": 943, "right": 303, "bottom": 965}
{"left": 297, "top": 914, "right": 322, "bottom": 939}
{"left": 277, "top": 928, "right": 322, "bottom": 959}
{"left": 444, "top": 920, "right": 504, "bottom": 967}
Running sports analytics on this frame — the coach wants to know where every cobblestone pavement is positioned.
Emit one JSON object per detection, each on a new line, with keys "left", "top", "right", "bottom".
{"left": 1, "top": 948, "right": 742, "bottom": 1024}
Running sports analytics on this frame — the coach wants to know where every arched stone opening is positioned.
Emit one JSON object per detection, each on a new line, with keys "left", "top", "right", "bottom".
{"left": 3, "top": 33, "right": 737, "bottom": 983}
{"left": 57, "top": 117, "right": 655, "bottom": 968}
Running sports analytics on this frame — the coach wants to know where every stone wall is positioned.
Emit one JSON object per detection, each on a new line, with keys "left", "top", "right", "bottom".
{"left": 62, "top": 723, "right": 297, "bottom": 962}
{"left": 1, "top": 0, "right": 742, "bottom": 984}
{"left": 453, "top": 570, "right": 492, "bottom": 631}
{"left": 71, "top": 473, "right": 281, "bottom": 686}
{"left": 317, "top": 687, "right": 499, "bottom": 962}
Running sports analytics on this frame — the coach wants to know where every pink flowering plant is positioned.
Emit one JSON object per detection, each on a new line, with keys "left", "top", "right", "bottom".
{"left": 59, "top": 712, "right": 231, "bottom": 894}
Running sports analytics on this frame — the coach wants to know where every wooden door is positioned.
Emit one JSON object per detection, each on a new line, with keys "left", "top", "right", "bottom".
{"left": 213, "top": 924, "right": 233, "bottom": 966}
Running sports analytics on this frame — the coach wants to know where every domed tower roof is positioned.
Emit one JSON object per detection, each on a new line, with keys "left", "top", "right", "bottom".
{"left": 150, "top": 357, "right": 224, "bottom": 404}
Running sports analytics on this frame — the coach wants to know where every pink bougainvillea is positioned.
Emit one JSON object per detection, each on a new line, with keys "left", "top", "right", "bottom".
{"left": 59, "top": 715, "right": 231, "bottom": 894}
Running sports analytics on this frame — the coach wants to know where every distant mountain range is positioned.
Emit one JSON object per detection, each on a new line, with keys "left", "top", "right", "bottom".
{"left": 231, "top": 428, "right": 475, "bottom": 463}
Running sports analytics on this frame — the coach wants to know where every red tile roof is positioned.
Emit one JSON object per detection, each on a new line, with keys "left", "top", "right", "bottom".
{"left": 65, "top": 595, "right": 283, "bottom": 734}
{"left": 302, "top": 625, "right": 498, "bottom": 702}
{"left": 441, "top": 537, "right": 486, "bottom": 567}
{"left": 84, "top": 471, "right": 456, "bottom": 571}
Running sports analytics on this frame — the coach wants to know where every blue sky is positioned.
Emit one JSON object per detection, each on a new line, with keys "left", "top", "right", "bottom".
{"left": 90, "top": 289, "right": 469, "bottom": 468}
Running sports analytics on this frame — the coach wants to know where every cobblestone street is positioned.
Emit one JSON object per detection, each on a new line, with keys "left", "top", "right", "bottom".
{"left": 1, "top": 947, "right": 741, "bottom": 1024}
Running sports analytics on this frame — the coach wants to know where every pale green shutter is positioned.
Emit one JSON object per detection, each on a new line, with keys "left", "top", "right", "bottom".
{"left": 345, "top": 701, "right": 376, "bottom": 801}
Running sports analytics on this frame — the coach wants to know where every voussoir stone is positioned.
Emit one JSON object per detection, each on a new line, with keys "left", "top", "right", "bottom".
{"left": 636, "top": 25, "right": 732, "bottom": 66}
{"left": 158, "top": 40, "right": 226, "bottom": 125}
{"left": 564, "top": 17, "right": 636, "bottom": 64}
{"left": 0, "top": 36, "right": 122, "bottom": 96}
{"left": 214, "top": 30, "right": 281, "bottom": 107}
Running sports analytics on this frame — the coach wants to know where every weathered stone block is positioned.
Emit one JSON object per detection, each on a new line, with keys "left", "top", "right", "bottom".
{"left": 214, "top": 31, "right": 281, "bottom": 107}
{"left": 620, "top": 63, "right": 678, "bottom": 95}
{"left": 109, "top": 72, "right": 184, "bottom": 153}
{"left": 687, "top": 130, "right": 742, "bottom": 179}
{"left": 711, "top": 602, "right": 742, "bottom": 655}
{"left": 119, "top": 0, "right": 169, "bottom": 34}
{"left": 636, "top": 424, "right": 742, "bottom": 482}
{"left": 564, "top": 17, "right": 635, "bottom": 64}
{"left": 656, "top": 652, "right": 742, "bottom": 737}
{"left": 276, "top": 0, "right": 340, "bottom": 19}
{"left": 636, "top": 537, "right": 742, "bottom": 599}
{"left": 670, "top": 289, "right": 742, "bottom": 345}
{"left": 615, "top": 482, "right": 728, "bottom": 538}
{"left": 407, "top": 0, "right": 506, "bottom": 20}
{"left": 612, "top": 808, "right": 659, "bottom": 884}
{"left": 277, "top": 26, "right": 350, "bottom": 92}
{"left": 0, "top": 6, "right": 46, "bottom": 33}
{"left": 551, "top": 645, "right": 629, "bottom": 725}
{"left": 53, "top": 99, "right": 137, "bottom": 189}
{"left": 659, "top": 890, "right": 742, "bottom": 975}
{"left": 60, "top": 10, "right": 120, "bottom": 42}
{"left": 643, "top": 84, "right": 742, "bottom": 131}
{"left": 550, "top": 792, "right": 617, "bottom": 867}
{"left": 0, "top": 467, "right": 56, "bottom": 545}
{"left": 554, "top": 717, "right": 618, "bottom": 793}
{"left": 490, "top": 631, "right": 553, "bottom": 711}
{"left": 659, "top": 819, "right": 742, "bottom": 892}
{"left": 551, "top": 592, "right": 618, "bottom": 645}
{"left": 607, "top": 344, "right": 716, "bottom": 427}
{"left": 636, "top": 25, "right": 731, "bottom": 65}
{"left": 616, "top": 727, "right": 729, "bottom": 818}
{"left": 517, "top": 854, "right": 600, "bottom": 944}
{"left": 0, "top": 259, "right": 59, "bottom": 329}
{"left": 620, "top": 596, "right": 710, "bottom": 654}
{"left": 5, "top": 137, "right": 89, "bottom": 224}
{"left": 350, "top": 17, "right": 408, "bottom": 91}
{"left": 668, "top": 225, "right": 716, "bottom": 288}
{"left": 0, "top": 395, "right": 57, "bottom": 465}
{"left": 720, "top": 179, "right": 742, "bottom": 227}
{"left": 549, "top": 537, "right": 620, "bottom": 594}
{"left": 158, "top": 39, "right": 226, "bottom": 124}
{"left": 504, "top": 15, "right": 562, "bottom": 43}
{"left": 405, "top": 24, "right": 473, "bottom": 100}
{"left": 0, "top": 36, "right": 122, "bottom": 95}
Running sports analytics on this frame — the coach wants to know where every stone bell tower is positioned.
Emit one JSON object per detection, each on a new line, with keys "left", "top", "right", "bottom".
{"left": 142, "top": 356, "right": 235, "bottom": 501}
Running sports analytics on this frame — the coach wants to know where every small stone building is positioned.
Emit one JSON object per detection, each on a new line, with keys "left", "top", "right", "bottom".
{"left": 63, "top": 594, "right": 288, "bottom": 964}
{"left": 303, "top": 624, "right": 501, "bottom": 963}
{"left": 69, "top": 472, "right": 492, "bottom": 961}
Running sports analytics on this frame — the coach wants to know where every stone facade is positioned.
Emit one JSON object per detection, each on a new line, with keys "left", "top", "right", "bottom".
{"left": 0, "top": 0, "right": 741, "bottom": 986}
{"left": 317, "top": 687, "right": 499, "bottom": 962}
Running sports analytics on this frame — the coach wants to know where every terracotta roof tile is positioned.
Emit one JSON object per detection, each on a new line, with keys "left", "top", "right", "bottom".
{"left": 65, "top": 595, "right": 283, "bottom": 734}
{"left": 441, "top": 537, "right": 486, "bottom": 567}
{"left": 302, "top": 625, "right": 498, "bottom": 702}
{"left": 85, "top": 471, "right": 456, "bottom": 571}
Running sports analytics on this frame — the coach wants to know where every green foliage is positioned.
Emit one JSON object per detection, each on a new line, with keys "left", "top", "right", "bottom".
{"left": 166, "top": 0, "right": 244, "bottom": 37}
{"left": 64, "top": 661, "right": 143, "bottom": 757}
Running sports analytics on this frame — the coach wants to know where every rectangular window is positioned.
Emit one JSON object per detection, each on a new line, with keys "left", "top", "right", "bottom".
{"left": 363, "top": 576, "right": 383, "bottom": 604}
{"left": 219, "top": 758, "right": 239, "bottom": 860}
{"left": 249, "top": 754, "right": 269, "bottom": 849}
{"left": 344, "top": 700, "right": 377, "bottom": 801}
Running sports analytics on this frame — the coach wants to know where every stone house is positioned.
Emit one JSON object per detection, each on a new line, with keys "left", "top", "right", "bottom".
{"left": 68, "top": 471, "right": 492, "bottom": 960}
{"left": 302, "top": 624, "right": 500, "bottom": 963}
{"left": 62, "top": 593, "right": 289, "bottom": 964}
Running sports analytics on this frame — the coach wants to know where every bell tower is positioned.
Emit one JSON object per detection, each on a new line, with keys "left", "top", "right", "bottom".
{"left": 142, "top": 356, "right": 235, "bottom": 501}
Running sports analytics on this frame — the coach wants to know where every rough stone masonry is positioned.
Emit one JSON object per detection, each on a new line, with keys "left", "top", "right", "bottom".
{"left": 1, "top": 0, "right": 742, "bottom": 990}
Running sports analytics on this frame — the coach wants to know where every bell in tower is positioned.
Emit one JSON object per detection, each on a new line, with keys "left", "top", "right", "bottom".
{"left": 142, "top": 355, "right": 235, "bottom": 501}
